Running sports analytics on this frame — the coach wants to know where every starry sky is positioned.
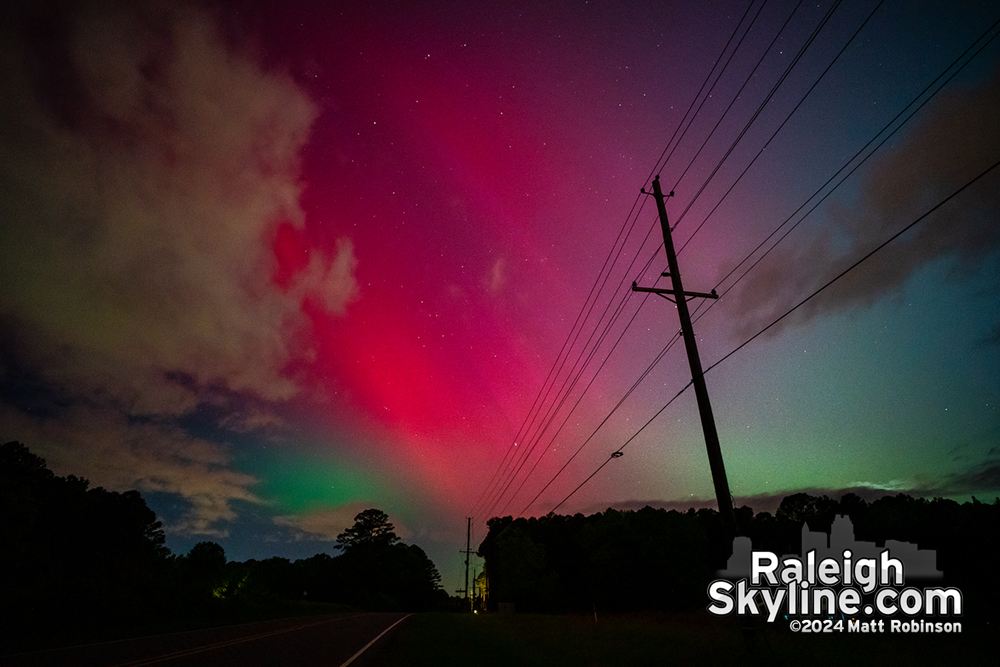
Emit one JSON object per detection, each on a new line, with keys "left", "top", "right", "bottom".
{"left": 2, "top": 0, "right": 999, "bottom": 594}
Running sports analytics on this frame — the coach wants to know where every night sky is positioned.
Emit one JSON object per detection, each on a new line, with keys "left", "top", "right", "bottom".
{"left": 2, "top": 0, "right": 999, "bottom": 594}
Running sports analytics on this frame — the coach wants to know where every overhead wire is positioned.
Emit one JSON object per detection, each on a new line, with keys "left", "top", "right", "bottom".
{"left": 499, "top": 0, "right": 856, "bottom": 518}
{"left": 548, "top": 381, "right": 693, "bottom": 515}
{"left": 485, "top": 2, "right": 795, "bottom": 517}
{"left": 690, "top": 12, "right": 1000, "bottom": 327}
{"left": 509, "top": 229, "right": 684, "bottom": 518}
{"left": 524, "top": 3, "right": 1000, "bottom": 519}
{"left": 477, "top": 209, "right": 663, "bottom": 523}
{"left": 669, "top": 0, "right": 806, "bottom": 192}
{"left": 476, "top": 0, "right": 948, "bottom": 526}
{"left": 519, "top": 329, "right": 683, "bottom": 516}
{"left": 676, "top": 0, "right": 885, "bottom": 254}
{"left": 472, "top": 200, "right": 653, "bottom": 522}
{"left": 646, "top": 0, "right": 763, "bottom": 183}
{"left": 704, "top": 157, "right": 1000, "bottom": 375}
{"left": 489, "top": 213, "right": 683, "bottom": 520}
{"left": 469, "top": 191, "right": 649, "bottom": 520}
{"left": 476, "top": 0, "right": 860, "bottom": 525}
{"left": 670, "top": 0, "right": 846, "bottom": 228}
{"left": 547, "top": 156, "right": 1000, "bottom": 514}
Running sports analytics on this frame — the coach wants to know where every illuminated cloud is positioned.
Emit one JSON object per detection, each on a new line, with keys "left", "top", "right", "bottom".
{"left": 487, "top": 257, "right": 507, "bottom": 294}
{"left": 0, "top": 402, "right": 259, "bottom": 536}
{"left": 297, "top": 238, "right": 360, "bottom": 315}
{"left": 735, "top": 66, "right": 1000, "bottom": 339}
{"left": 274, "top": 504, "right": 412, "bottom": 543}
{"left": 0, "top": 0, "right": 358, "bottom": 535}
{"left": 0, "top": 0, "right": 356, "bottom": 416}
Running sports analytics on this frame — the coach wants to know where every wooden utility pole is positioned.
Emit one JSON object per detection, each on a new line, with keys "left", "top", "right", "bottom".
{"left": 632, "top": 176, "right": 737, "bottom": 535}
{"left": 463, "top": 518, "right": 472, "bottom": 609}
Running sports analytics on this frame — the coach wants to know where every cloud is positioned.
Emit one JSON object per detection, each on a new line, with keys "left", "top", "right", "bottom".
{"left": 297, "top": 238, "right": 360, "bottom": 315}
{"left": 0, "top": 0, "right": 357, "bottom": 417}
{"left": 734, "top": 65, "right": 1000, "bottom": 339}
{"left": 274, "top": 504, "right": 412, "bottom": 543}
{"left": 487, "top": 257, "right": 507, "bottom": 294}
{"left": 0, "top": 401, "right": 260, "bottom": 536}
{"left": 274, "top": 504, "right": 370, "bottom": 542}
{"left": 943, "top": 455, "right": 1000, "bottom": 498}
{"left": 0, "top": 0, "right": 360, "bottom": 536}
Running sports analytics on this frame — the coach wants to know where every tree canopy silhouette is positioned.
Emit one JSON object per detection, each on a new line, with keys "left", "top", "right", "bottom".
{"left": 478, "top": 493, "right": 1000, "bottom": 615}
{"left": 0, "top": 441, "right": 170, "bottom": 651}
{"left": 336, "top": 508, "right": 400, "bottom": 551}
{"left": 0, "top": 442, "right": 452, "bottom": 654}
{"left": 322, "top": 508, "right": 446, "bottom": 610}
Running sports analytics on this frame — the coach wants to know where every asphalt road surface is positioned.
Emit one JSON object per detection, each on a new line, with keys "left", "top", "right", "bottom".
{"left": 1, "top": 612, "right": 411, "bottom": 667}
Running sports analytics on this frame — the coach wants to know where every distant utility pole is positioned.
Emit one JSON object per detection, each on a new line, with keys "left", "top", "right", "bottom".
{"left": 632, "top": 176, "right": 738, "bottom": 536}
{"left": 462, "top": 518, "right": 473, "bottom": 609}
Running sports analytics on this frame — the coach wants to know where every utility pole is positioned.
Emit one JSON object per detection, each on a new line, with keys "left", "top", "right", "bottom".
{"left": 463, "top": 517, "right": 472, "bottom": 610}
{"left": 632, "top": 176, "right": 737, "bottom": 536}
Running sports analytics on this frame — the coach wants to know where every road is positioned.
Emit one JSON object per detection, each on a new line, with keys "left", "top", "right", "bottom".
{"left": 1, "top": 612, "right": 410, "bottom": 667}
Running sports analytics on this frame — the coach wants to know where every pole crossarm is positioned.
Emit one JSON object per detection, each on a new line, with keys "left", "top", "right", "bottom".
{"left": 631, "top": 282, "right": 718, "bottom": 301}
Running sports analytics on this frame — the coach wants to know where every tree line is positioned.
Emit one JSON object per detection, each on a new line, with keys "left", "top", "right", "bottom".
{"left": 477, "top": 492, "right": 1000, "bottom": 617}
{"left": 0, "top": 441, "right": 448, "bottom": 654}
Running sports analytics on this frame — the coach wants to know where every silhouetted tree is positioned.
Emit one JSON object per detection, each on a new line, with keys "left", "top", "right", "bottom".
{"left": 187, "top": 541, "right": 227, "bottom": 573}
{"left": 382, "top": 543, "right": 446, "bottom": 610}
{"left": 0, "top": 441, "right": 170, "bottom": 651}
{"left": 280, "top": 509, "right": 446, "bottom": 611}
{"left": 776, "top": 492, "right": 838, "bottom": 531}
{"left": 492, "top": 521, "right": 555, "bottom": 611}
{"left": 477, "top": 493, "right": 1000, "bottom": 616}
{"left": 173, "top": 541, "right": 228, "bottom": 604}
{"left": 242, "top": 556, "right": 300, "bottom": 601}
{"left": 295, "top": 552, "right": 346, "bottom": 602}
{"left": 335, "top": 508, "right": 400, "bottom": 551}
{"left": 837, "top": 492, "right": 868, "bottom": 518}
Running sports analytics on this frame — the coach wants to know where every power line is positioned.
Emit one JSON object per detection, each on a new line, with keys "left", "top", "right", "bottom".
{"left": 669, "top": 0, "right": 807, "bottom": 194}
{"left": 492, "top": 240, "right": 673, "bottom": 518}
{"left": 475, "top": 0, "right": 880, "bottom": 525}
{"left": 515, "top": 323, "right": 684, "bottom": 516}
{"left": 496, "top": 291, "right": 640, "bottom": 515}
{"left": 492, "top": 219, "right": 670, "bottom": 512}
{"left": 646, "top": 0, "right": 763, "bottom": 182}
{"left": 543, "top": 156, "right": 1000, "bottom": 515}
{"left": 475, "top": 0, "right": 983, "bottom": 527}
{"left": 479, "top": 3, "right": 1000, "bottom": 527}
{"left": 704, "top": 157, "right": 1000, "bottom": 375}
{"left": 497, "top": 1, "right": 868, "bottom": 519}
{"left": 690, "top": 13, "right": 1000, "bottom": 327}
{"left": 474, "top": 205, "right": 675, "bottom": 524}
{"left": 671, "top": 0, "right": 847, "bottom": 229}
{"left": 482, "top": 213, "right": 682, "bottom": 522}
{"left": 548, "top": 381, "right": 692, "bottom": 515}
{"left": 472, "top": 207, "right": 653, "bottom": 524}
{"left": 506, "top": 4, "right": 791, "bottom": 518}
{"left": 469, "top": 193, "right": 649, "bottom": 520}
{"left": 676, "top": 0, "right": 885, "bottom": 254}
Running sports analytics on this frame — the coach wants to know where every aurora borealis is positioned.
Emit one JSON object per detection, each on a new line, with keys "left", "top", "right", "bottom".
{"left": 2, "top": 0, "right": 998, "bottom": 593}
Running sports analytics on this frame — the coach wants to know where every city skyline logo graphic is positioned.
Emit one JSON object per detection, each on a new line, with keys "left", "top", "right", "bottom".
{"left": 707, "top": 514, "right": 963, "bottom": 634}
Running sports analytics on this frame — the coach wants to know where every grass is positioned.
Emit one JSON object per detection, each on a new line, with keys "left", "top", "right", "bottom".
{"left": 371, "top": 610, "right": 995, "bottom": 667}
